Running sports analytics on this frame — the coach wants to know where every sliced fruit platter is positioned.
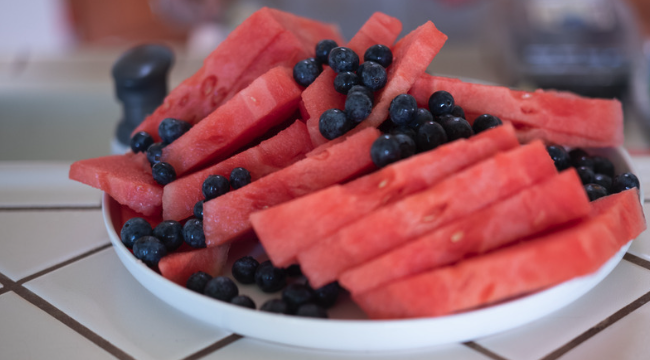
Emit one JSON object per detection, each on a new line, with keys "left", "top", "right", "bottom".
{"left": 74, "top": 8, "right": 645, "bottom": 350}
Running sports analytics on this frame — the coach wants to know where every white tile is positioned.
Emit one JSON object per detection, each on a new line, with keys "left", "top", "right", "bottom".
{"left": 560, "top": 298, "right": 650, "bottom": 360}
{"left": 630, "top": 156, "right": 650, "bottom": 201}
{"left": 0, "top": 162, "right": 101, "bottom": 207}
{"left": 24, "top": 248, "right": 232, "bottom": 360}
{"left": 0, "top": 209, "right": 109, "bottom": 280}
{"left": 628, "top": 203, "right": 650, "bottom": 261}
{"left": 475, "top": 261, "right": 650, "bottom": 360}
{"left": 0, "top": 292, "right": 115, "bottom": 360}
{"left": 203, "top": 337, "right": 493, "bottom": 360}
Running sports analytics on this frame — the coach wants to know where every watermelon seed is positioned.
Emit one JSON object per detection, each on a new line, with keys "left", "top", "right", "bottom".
{"left": 422, "top": 215, "right": 435, "bottom": 223}
{"left": 251, "top": 97, "right": 257, "bottom": 103}
{"left": 451, "top": 231, "right": 464, "bottom": 243}
{"left": 378, "top": 179, "right": 389, "bottom": 188}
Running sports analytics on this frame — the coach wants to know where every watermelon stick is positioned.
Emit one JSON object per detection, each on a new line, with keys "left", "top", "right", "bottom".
{"left": 340, "top": 169, "right": 591, "bottom": 295}
{"left": 354, "top": 189, "right": 646, "bottom": 319}
{"left": 298, "top": 140, "right": 558, "bottom": 289}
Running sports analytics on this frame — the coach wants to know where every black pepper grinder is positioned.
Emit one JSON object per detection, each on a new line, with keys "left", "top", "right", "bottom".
{"left": 111, "top": 44, "right": 174, "bottom": 153}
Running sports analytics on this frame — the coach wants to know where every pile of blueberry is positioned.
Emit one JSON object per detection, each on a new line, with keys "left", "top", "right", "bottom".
{"left": 130, "top": 117, "right": 192, "bottom": 185}
{"left": 546, "top": 146, "right": 640, "bottom": 201}
{"left": 370, "top": 90, "right": 502, "bottom": 168}
{"left": 194, "top": 167, "right": 251, "bottom": 220}
{"left": 186, "top": 257, "right": 340, "bottom": 318}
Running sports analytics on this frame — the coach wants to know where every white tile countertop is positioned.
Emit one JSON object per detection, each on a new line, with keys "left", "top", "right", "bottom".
{"left": 1, "top": 159, "right": 650, "bottom": 360}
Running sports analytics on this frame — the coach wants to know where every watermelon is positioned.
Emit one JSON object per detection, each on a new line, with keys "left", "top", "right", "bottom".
{"left": 161, "top": 67, "right": 302, "bottom": 175}
{"left": 298, "top": 140, "right": 557, "bottom": 288}
{"left": 253, "top": 124, "right": 519, "bottom": 268}
{"left": 340, "top": 169, "right": 591, "bottom": 295}
{"left": 354, "top": 189, "right": 646, "bottom": 319}
{"left": 69, "top": 153, "right": 162, "bottom": 216}
{"left": 203, "top": 127, "right": 381, "bottom": 247}
{"left": 159, "top": 245, "right": 230, "bottom": 286}
{"left": 303, "top": 12, "right": 403, "bottom": 145}
{"left": 408, "top": 74, "right": 624, "bottom": 148}
{"left": 133, "top": 8, "right": 344, "bottom": 141}
{"left": 162, "top": 121, "right": 313, "bottom": 221}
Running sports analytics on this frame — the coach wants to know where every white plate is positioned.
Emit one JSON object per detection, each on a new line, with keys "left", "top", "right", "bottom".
{"left": 102, "top": 147, "right": 639, "bottom": 352}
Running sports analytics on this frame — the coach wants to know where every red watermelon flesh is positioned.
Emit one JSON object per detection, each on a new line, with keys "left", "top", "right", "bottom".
{"left": 408, "top": 74, "right": 624, "bottom": 148}
{"left": 162, "top": 120, "right": 313, "bottom": 221}
{"left": 203, "top": 127, "right": 380, "bottom": 247}
{"left": 303, "top": 12, "right": 403, "bottom": 146}
{"left": 253, "top": 124, "right": 519, "bottom": 268}
{"left": 354, "top": 189, "right": 645, "bottom": 319}
{"left": 69, "top": 153, "right": 162, "bottom": 216}
{"left": 340, "top": 169, "right": 591, "bottom": 295}
{"left": 298, "top": 140, "right": 557, "bottom": 288}
{"left": 133, "top": 8, "right": 343, "bottom": 141}
{"left": 159, "top": 245, "right": 230, "bottom": 286}
{"left": 161, "top": 67, "right": 302, "bottom": 176}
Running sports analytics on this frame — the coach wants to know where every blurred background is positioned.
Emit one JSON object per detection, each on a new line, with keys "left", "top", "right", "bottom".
{"left": 2, "top": 0, "right": 650, "bottom": 161}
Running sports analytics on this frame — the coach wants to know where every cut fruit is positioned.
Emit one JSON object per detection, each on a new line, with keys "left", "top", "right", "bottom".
{"left": 69, "top": 153, "right": 162, "bottom": 216}
{"left": 162, "top": 121, "right": 313, "bottom": 221}
{"left": 299, "top": 140, "right": 557, "bottom": 288}
{"left": 253, "top": 124, "right": 519, "bottom": 268}
{"left": 354, "top": 189, "right": 645, "bottom": 319}
{"left": 161, "top": 67, "right": 302, "bottom": 175}
{"left": 203, "top": 127, "right": 381, "bottom": 247}
{"left": 159, "top": 245, "right": 230, "bottom": 286}
{"left": 408, "top": 74, "right": 624, "bottom": 148}
{"left": 340, "top": 169, "right": 591, "bottom": 295}
{"left": 303, "top": 12, "right": 403, "bottom": 146}
{"left": 133, "top": 7, "right": 343, "bottom": 141}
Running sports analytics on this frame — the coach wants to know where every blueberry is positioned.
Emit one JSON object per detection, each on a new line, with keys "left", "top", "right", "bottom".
{"left": 230, "top": 295, "right": 256, "bottom": 309}
{"left": 576, "top": 166, "right": 595, "bottom": 184}
{"left": 393, "top": 133, "right": 416, "bottom": 159}
{"left": 592, "top": 156, "right": 615, "bottom": 178}
{"left": 286, "top": 264, "right": 302, "bottom": 277}
{"left": 428, "top": 91, "right": 455, "bottom": 117}
{"left": 152, "top": 162, "right": 176, "bottom": 185}
{"left": 356, "top": 62, "right": 368, "bottom": 80}
{"left": 546, "top": 145, "right": 571, "bottom": 171}
{"left": 472, "top": 114, "right": 503, "bottom": 134}
{"left": 315, "top": 39, "right": 338, "bottom": 64}
{"left": 389, "top": 94, "right": 418, "bottom": 126}
{"left": 390, "top": 126, "right": 417, "bottom": 141}
{"left": 121, "top": 217, "right": 152, "bottom": 249}
{"left": 345, "top": 92, "right": 373, "bottom": 123}
{"left": 130, "top": 132, "right": 154, "bottom": 153}
{"left": 364, "top": 44, "right": 393, "bottom": 68}
{"left": 260, "top": 299, "right": 290, "bottom": 314}
{"left": 255, "top": 261, "right": 287, "bottom": 293}
{"left": 202, "top": 175, "right": 230, "bottom": 200}
{"left": 186, "top": 271, "right": 212, "bottom": 293}
{"left": 451, "top": 105, "right": 466, "bottom": 119}
{"left": 146, "top": 142, "right": 165, "bottom": 165}
{"left": 158, "top": 118, "right": 191, "bottom": 145}
{"left": 593, "top": 173, "right": 613, "bottom": 191}
{"left": 282, "top": 284, "right": 314, "bottom": 313}
{"left": 183, "top": 218, "right": 206, "bottom": 248}
{"left": 312, "top": 282, "right": 340, "bottom": 308}
{"left": 232, "top": 256, "right": 259, "bottom": 284}
{"left": 585, "top": 184, "right": 608, "bottom": 201}
{"left": 612, "top": 172, "right": 640, "bottom": 193}
{"left": 370, "top": 134, "right": 402, "bottom": 168}
{"left": 347, "top": 85, "right": 374, "bottom": 104}
{"left": 152, "top": 220, "right": 184, "bottom": 251}
{"left": 439, "top": 116, "right": 474, "bottom": 141}
{"left": 571, "top": 154, "right": 595, "bottom": 170}
{"left": 416, "top": 121, "right": 447, "bottom": 153}
{"left": 333, "top": 71, "right": 359, "bottom": 95}
{"left": 295, "top": 303, "right": 328, "bottom": 318}
{"left": 230, "top": 167, "right": 251, "bottom": 190}
{"left": 293, "top": 58, "right": 322, "bottom": 87}
{"left": 132, "top": 236, "right": 167, "bottom": 267}
{"left": 204, "top": 276, "right": 238, "bottom": 302}
{"left": 193, "top": 200, "right": 204, "bottom": 220}
{"left": 359, "top": 61, "right": 387, "bottom": 91}
{"left": 319, "top": 108, "right": 352, "bottom": 140}
{"left": 410, "top": 108, "right": 434, "bottom": 129}
{"left": 569, "top": 149, "right": 589, "bottom": 165}
{"left": 328, "top": 47, "right": 359, "bottom": 73}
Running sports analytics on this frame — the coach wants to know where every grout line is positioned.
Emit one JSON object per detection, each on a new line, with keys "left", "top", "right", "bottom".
{"left": 462, "top": 342, "right": 509, "bottom": 360}
{"left": 0, "top": 205, "right": 102, "bottom": 212}
{"left": 624, "top": 252, "right": 650, "bottom": 271}
{"left": 182, "top": 334, "right": 243, "bottom": 360}
{"left": 541, "top": 290, "right": 650, "bottom": 360}
{"left": 18, "top": 243, "right": 112, "bottom": 285}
